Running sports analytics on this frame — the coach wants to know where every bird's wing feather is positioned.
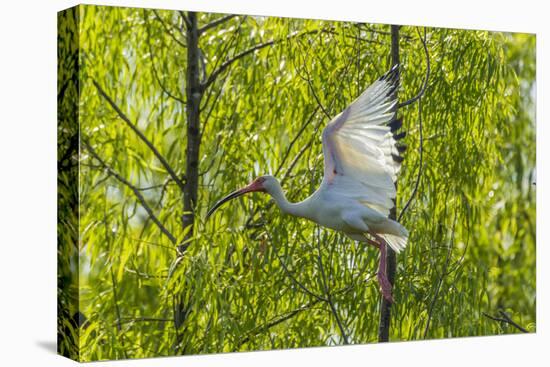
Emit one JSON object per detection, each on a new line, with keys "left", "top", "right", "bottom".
{"left": 321, "top": 65, "right": 403, "bottom": 217}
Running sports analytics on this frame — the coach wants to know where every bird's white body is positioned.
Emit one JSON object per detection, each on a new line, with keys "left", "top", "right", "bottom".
{"left": 262, "top": 176, "right": 408, "bottom": 252}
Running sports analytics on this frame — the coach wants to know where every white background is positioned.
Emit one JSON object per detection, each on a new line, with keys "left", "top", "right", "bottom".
{"left": 0, "top": 0, "right": 546, "bottom": 365}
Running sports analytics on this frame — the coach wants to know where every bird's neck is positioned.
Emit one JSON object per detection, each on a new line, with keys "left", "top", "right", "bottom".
{"left": 268, "top": 184, "right": 308, "bottom": 218}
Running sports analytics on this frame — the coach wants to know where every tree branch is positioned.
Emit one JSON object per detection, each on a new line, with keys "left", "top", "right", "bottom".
{"left": 84, "top": 140, "right": 178, "bottom": 245}
{"left": 398, "top": 97, "right": 424, "bottom": 222}
{"left": 179, "top": 10, "right": 191, "bottom": 30}
{"left": 293, "top": 38, "right": 333, "bottom": 120}
{"left": 91, "top": 79, "right": 187, "bottom": 195}
{"left": 126, "top": 236, "right": 178, "bottom": 252}
{"left": 398, "top": 28, "right": 430, "bottom": 108}
{"left": 296, "top": 70, "right": 332, "bottom": 120}
{"left": 203, "top": 28, "right": 332, "bottom": 90}
{"left": 280, "top": 121, "right": 323, "bottom": 185}
{"left": 198, "top": 16, "right": 247, "bottom": 117}
{"left": 274, "top": 106, "right": 320, "bottom": 177}
{"left": 267, "top": 231, "right": 327, "bottom": 302}
{"left": 203, "top": 39, "right": 277, "bottom": 90}
{"left": 134, "top": 179, "right": 176, "bottom": 191}
{"left": 237, "top": 283, "right": 356, "bottom": 348}
{"left": 118, "top": 317, "right": 172, "bottom": 325}
{"left": 237, "top": 301, "right": 322, "bottom": 347}
{"left": 151, "top": 9, "right": 186, "bottom": 48}
{"left": 144, "top": 11, "right": 186, "bottom": 105}
{"left": 482, "top": 310, "right": 529, "bottom": 333}
{"left": 198, "top": 14, "right": 237, "bottom": 35}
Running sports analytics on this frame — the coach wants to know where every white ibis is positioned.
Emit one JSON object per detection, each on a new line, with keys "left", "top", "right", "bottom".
{"left": 207, "top": 65, "right": 408, "bottom": 302}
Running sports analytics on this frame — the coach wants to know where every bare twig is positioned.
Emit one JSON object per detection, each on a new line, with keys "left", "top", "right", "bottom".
{"left": 118, "top": 317, "right": 172, "bottom": 325}
{"left": 280, "top": 123, "right": 322, "bottom": 185}
{"left": 297, "top": 71, "right": 332, "bottom": 120}
{"left": 243, "top": 110, "right": 323, "bottom": 229}
{"left": 398, "top": 97, "right": 424, "bottom": 222}
{"left": 238, "top": 301, "right": 321, "bottom": 347}
{"left": 423, "top": 211, "right": 457, "bottom": 338}
{"left": 126, "top": 236, "right": 178, "bottom": 252}
{"left": 398, "top": 28, "right": 430, "bottom": 108}
{"left": 316, "top": 237, "right": 349, "bottom": 344}
{"left": 236, "top": 279, "right": 356, "bottom": 348}
{"left": 97, "top": 175, "right": 176, "bottom": 193}
{"left": 274, "top": 107, "right": 320, "bottom": 177}
{"left": 267, "top": 231, "right": 327, "bottom": 302}
{"left": 84, "top": 141, "right": 178, "bottom": 245}
{"left": 124, "top": 267, "right": 168, "bottom": 279}
{"left": 144, "top": 11, "right": 186, "bottom": 105}
{"left": 135, "top": 180, "right": 175, "bottom": 191}
{"left": 275, "top": 251, "right": 327, "bottom": 302}
{"left": 203, "top": 28, "right": 333, "bottom": 90}
{"left": 198, "top": 14, "right": 237, "bottom": 35}
{"left": 293, "top": 39, "right": 332, "bottom": 120}
{"left": 135, "top": 177, "right": 174, "bottom": 241}
{"left": 482, "top": 311, "right": 529, "bottom": 333}
{"left": 179, "top": 11, "right": 191, "bottom": 30}
{"left": 151, "top": 9, "right": 186, "bottom": 48}
{"left": 199, "top": 16, "right": 247, "bottom": 118}
{"left": 203, "top": 39, "right": 277, "bottom": 90}
{"left": 110, "top": 269, "right": 125, "bottom": 328}
{"left": 92, "top": 79, "right": 187, "bottom": 196}
{"left": 102, "top": 194, "right": 128, "bottom": 358}
{"left": 294, "top": 25, "right": 362, "bottom": 121}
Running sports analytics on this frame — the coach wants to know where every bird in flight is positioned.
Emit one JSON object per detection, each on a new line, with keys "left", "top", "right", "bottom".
{"left": 207, "top": 65, "right": 408, "bottom": 303}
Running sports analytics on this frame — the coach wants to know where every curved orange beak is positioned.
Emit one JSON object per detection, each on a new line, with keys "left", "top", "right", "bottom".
{"left": 206, "top": 180, "right": 265, "bottom": 219}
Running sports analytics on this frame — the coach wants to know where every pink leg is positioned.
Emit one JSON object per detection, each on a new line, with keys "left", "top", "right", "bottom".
{"left": 372, "top": 233, "right": 394, "bottom": 303}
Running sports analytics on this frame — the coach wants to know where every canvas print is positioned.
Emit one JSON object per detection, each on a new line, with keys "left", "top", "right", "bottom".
{"left": 57, "top": 4, "right": 536, "bottom": 362}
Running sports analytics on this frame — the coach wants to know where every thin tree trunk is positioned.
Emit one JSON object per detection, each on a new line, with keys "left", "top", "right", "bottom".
{"left": 378, "top": 24, "right": 400, "bottom": 343}
{"left": 182, "top": 11, "right": 202, "bottom": 253}
{"left": 174, "top": 11, "right": 202, "bottom": 347}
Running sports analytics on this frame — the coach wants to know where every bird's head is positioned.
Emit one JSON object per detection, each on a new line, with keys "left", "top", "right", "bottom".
{"left": 206, "top": 175, "right": 279, "bottom": 219}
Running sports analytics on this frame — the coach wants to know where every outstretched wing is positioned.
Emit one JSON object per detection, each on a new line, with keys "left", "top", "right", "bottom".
{"left": 321, "top": 65, "right": 405, "bottom": 217}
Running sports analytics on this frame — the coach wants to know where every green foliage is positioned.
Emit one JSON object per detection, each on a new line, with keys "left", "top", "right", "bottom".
{"left": 62, "top": 5, "right": 536, "bottom": 361}
{"left": 57, "top": 6, "right": 81, "bottom": 360}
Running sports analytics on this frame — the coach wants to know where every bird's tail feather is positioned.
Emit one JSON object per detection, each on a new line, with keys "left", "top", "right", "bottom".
{"left": 378, "top": 219, "right": 408, "bottom": 253}
{"left": 381, "top": 233, "right": 408, "bottom": 253}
